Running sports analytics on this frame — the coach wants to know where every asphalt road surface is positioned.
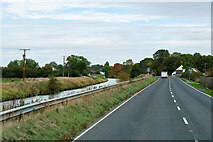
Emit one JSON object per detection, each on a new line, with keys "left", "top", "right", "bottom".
{"left": 75, "top": 77, "right": 212, "bottom": 141}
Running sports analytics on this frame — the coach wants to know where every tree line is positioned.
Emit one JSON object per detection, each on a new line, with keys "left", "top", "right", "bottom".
{"left": 1, "top": 49, "right": 213, "bottom": 79}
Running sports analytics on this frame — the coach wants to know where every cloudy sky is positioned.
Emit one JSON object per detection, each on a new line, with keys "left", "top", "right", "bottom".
{"left": 1, "top": 1, "right": 211, "bottom": 67}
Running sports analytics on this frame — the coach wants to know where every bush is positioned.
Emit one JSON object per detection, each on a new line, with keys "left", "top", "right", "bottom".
{"left": 116, "top": 71, "right": 130, "bottom": 82}
{"left": 182, "top": 70, "right": 202, "bottom": 81}
{"left": 48, "top": 75, "right": 61, "bottom": 94}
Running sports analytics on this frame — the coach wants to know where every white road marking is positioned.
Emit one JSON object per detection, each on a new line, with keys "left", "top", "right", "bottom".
{"left": 172, "top": 95, "right": 174, "bottom": 98}
{"left": 73, "top": 79, "right": 159, "bottom": 141}
{"left": 183, "top": 117, "right": 189, "bottom": 124}
{"left": 177, "top": 106, "right": 181, "bottom": 110}
{"left": 173, "top": 100, "right": 176, "bottom": 103}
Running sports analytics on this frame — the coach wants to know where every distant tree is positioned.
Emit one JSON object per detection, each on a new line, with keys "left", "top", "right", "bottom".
{"left": 5, "top": 59, "right": 39, "bottom": 78}
{"left": 181, "top": 54, "right": 194, "bottom": 68}
{"left": 163, "top": 56, "right": 180, "bottom": 75}
{"left": 7, "top": 60, "right": 20, "bottom": 68}
{"left": 152, "top": 49, "right": 170, "bottom": 75}
{"left": 20, "top": 59, "right": 39, "bottom": 69}
{"left": 130, "top": 63, "right": 140, "bottom": 78}
{"left": 102, "top": 61, "right": 112, "bottom": 78}
{"left": 49, "top": 61, "right": 57, "bottom": 68}
{"left": 139, "top": 58, "right": 153, "bottom": 74}
{"left": 109, "top": 63, "right": 123, "bottom": 78}
{"left": 196, "top": 55, "right": 213, "bottom": 73}
{"left": 153, "top": 49, "right": 170, "bottom": 61}
{"left": 123, "top": 59, "right": 133, "bottom": 66}
{"left": 67, "top": 55, "right": 91, "bottom": 77}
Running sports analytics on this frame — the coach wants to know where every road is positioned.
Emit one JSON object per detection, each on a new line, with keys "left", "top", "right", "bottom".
{"left": 75, "top": 77, "right": 212, "bottom": 141}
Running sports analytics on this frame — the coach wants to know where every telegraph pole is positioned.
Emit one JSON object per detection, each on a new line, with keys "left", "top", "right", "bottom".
{"left": 63, "top": 56, "right": 65, "bottom": 77}
{"left": 19, "top": 49, "right": 30, "bottom": 81}
{"left": 68, "top": 61, "right": 70, "bottom": 77}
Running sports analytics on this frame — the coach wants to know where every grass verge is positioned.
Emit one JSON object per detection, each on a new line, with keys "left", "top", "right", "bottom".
{"left": 180, "top": 78, "right": 212, "bottom": 97}
{"left": 2, "top": 77, "right": 157, "bottom": 140}
{"left": 1, "top": 76, "right": 107, "bottom": 102}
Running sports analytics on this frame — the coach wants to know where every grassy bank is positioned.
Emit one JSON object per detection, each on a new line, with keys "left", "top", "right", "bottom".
{"left": 180, "top": 78, "right": 212, "bottom": 97}
{"left": 1, "top": 76, "right": 107, "bottom": 102}
{"left": 2, "top": 77, "right": 157, "bottom": 140}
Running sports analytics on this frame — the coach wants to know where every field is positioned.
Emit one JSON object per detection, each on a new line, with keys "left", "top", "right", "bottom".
{"left": 1, "top": 76, "right": 107, "bottom": 102}
{"left": 2, "top": 77, "right": 157, "bottom": 140}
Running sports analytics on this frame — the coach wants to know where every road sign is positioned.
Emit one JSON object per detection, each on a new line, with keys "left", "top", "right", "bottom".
{"left": 147, "top": 68, "right": 150, "bottom": 72}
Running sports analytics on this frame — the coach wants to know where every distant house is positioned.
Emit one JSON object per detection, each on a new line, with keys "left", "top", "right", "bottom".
{"left": 172, "top": 65, "right": 186, "bottom": 76}
{"left": 172, "top": 65, "right": 201, "bottom": 76}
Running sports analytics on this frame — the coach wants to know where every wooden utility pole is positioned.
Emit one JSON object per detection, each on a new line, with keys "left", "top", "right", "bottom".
{"left": 63, "top": 56, "right": 65, "bottom": 77}
{"left": 68, "top": 61, "right": 70, "bottom": 77}
{"left": 19, "top": 49, "right": 30, "bottom": 81}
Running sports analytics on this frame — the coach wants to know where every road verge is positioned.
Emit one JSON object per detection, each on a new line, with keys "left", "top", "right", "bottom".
{"left": 2, "top": 77, "right": 157, "bottom": 140}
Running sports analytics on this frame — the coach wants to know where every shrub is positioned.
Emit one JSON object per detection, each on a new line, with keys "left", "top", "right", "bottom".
{"left": 116, "top": 71, "right": 130, "bottom": 82}
{"left": 182, "top": 70, "right": 202, "bottom": 81}
{"left": 48, "top": 75, "right": 61, "bottom": 94}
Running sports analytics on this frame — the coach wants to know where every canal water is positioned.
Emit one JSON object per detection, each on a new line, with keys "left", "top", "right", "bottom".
{"left": 0, "top": 78, "right": 118, "bottom": 111}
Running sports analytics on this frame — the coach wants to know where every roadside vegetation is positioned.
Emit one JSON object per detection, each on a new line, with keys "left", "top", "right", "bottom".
{"left": 2, "top": 77, "right": 157, "bottom": 140}
{"left": 180, "top": 78, "right": 212, "bottom": 97}
{"left": 1, "top": 76, "right": 107, "bottom": 102}
{"left": 0, "top": 79, "right": 21, "bottom": 83}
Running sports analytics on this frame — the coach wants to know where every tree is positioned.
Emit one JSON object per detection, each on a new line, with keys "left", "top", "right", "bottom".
{"left": 7, "top": 60, "right": 20, "bottom": 68}
{"left": 109, "top": 63, "right": 123, "bottom": 78}
{"left": 163, "top": 56, "right": 180, "bottom": 75}
{"left": 196, "top": 55, "right": 213, "bottom": 73}
{"left": 102, "top": 61, "right": 112, "bottom": 78}
{"left": 5, "top": 59, "right": 39, "bottom": 78}
{"left": 67, "top": 55, "right": 91, "bottom": 77}
{"left": 139, "top": 58, "right": 153, "bottom": 74}
{"left": 20, "top": 59, "right": 39, "bottom": 69}
{"left": 123, "top": 59, "right": 133, "bottom": 66}
{"left": 49, "top": 61, "right": 57, "bottom": 68}
{"left": 152, "top": 49, "right": 170, "bottom": 75}
{"left": 153, "top": 49, "right": 170, "bottom": 61}
{"left": 130, "top": 63, "right": 140, "bottom": 78}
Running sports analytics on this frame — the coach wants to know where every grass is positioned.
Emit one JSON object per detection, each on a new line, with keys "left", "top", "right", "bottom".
{"left": 89, "top": 74, "right": 105, "bottom": 79}
{"left": 180, "top": 78, "right": 212, "bottom": 97}
{"left": 2, "top": 77, "right": 158, "bottom": 140}
{"left": 1, "top": 76, "right": 107, "bottom": 102}
{"left": 0, "top": 79, "right": 21, "bottom": 83}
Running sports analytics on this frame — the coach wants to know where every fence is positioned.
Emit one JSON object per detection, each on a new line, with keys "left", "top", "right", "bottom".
{"left": 199, "top": 76, "right": 213, "bottom": 89}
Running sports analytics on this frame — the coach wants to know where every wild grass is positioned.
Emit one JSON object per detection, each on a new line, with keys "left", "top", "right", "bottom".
{"left": 2, "top": 77, "right": 157, "bottom": 140}
{"left": 1, "top": 76, "right": 107, "bottom": 102}
{"left": 180, "top": 78, "right": 212, "bottom": 97}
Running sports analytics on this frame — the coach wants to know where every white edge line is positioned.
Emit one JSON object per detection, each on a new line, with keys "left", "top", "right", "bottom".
{"left": 183, "top": 117, "right": 189, "bottom": 124}
{"left": 179, "top": 78, "right": 213, "bottom": 99}
{"left": 73, "top": 78, "right": 159, "bottom": 141}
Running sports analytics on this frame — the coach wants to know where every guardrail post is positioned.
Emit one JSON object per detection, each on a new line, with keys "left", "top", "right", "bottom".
{"left": 18, "top": 112, "right": 22, "bottom": 121}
